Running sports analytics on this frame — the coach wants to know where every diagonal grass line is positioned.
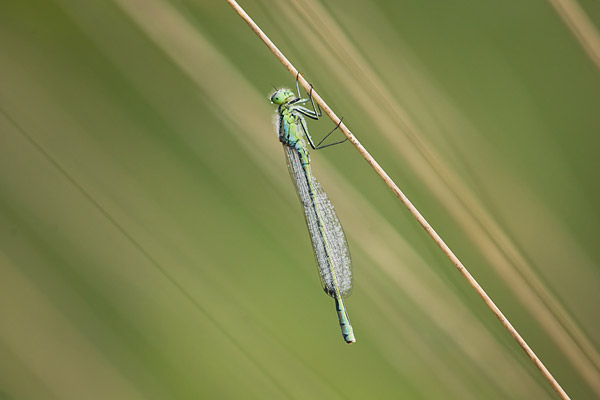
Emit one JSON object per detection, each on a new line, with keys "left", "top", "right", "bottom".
{"left": 226, "top": 1, "right": 571, "bottom": 399}
{"left": 287, "top": 1, "right": 600, "bottom": 390}
{"left": 547, "top": 0, "right": 600, "bottom": 71}
{"left": 0, "top": 107, "right": 295, "bottom": 400}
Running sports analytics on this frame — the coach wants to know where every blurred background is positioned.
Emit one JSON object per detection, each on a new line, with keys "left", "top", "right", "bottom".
{"left": 1, "top": 0, "right": 599, "bottom": 399}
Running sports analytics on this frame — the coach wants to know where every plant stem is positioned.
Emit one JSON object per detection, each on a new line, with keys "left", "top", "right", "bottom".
{"left": 226, "top": 1, "right": 571, "bottom": 398}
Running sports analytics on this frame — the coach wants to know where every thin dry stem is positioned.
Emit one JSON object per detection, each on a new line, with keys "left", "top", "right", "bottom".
{"left": 226, "top": 1, "right": 571, "bottom": 399}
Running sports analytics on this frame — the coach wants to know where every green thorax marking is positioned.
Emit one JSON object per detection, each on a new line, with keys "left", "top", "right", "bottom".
{"left": 279, "top": 102, "right": 310, "bottom": 165}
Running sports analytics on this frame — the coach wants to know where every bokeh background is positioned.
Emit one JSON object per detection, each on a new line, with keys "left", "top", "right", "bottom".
{"left": 1, "top": 0, "right": 599, "bottom": 399}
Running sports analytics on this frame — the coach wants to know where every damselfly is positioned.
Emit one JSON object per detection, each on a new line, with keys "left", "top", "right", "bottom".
{"left": 270, "top": 76, "right": 355, "bottom": 344}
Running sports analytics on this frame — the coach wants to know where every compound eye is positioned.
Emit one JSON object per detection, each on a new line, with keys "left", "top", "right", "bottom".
{"left": 270, "top": 91, "right": 282, "bottom": 104}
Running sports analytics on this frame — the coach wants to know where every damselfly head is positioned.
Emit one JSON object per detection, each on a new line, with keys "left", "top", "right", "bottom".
{"left": 270, "top": 88, "right": 295, "bottom": 105}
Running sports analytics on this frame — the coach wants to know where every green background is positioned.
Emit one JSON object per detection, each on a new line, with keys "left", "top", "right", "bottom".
{"left": 1, "top": 0, "right": 599, "bottom": 399}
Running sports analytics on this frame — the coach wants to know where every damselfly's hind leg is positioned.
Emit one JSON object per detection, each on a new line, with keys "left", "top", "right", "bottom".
{"left": 314, "top": 116, "right": 347, "bottom": 149}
